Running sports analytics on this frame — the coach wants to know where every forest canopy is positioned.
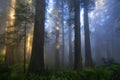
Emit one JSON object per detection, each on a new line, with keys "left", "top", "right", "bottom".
{"left": 0, "top": 0, "right": 120, "bottom": 79}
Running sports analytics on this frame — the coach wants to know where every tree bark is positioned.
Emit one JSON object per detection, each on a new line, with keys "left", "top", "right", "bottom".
{"left": 28, "top": 0, "right": 45, "bottom": 73}
{"left": 5, "top": 0, "right": 16, "bottom": 65}
{"left": 55, "top": 0, "right": 60, "bottom": 68}
{"left": 61, "top": 0, "right": 64, "bottom": 68}
{"left": 68, "top": 22, "right": 73, "bottom": 68}
{"left": 74, "top": 0, "right": 82, "bottom": 70}
{"left": 84, "top": 0, "right": 93, "bottom": 67}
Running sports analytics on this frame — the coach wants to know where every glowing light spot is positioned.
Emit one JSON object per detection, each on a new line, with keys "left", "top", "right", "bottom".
{"left": 1, "top": 47, "right": 6, "bottom": 56}
{"left": 49, "top": 0, "right": 53, "bottom": 3}
{"left": 80, "top": 8, "right": 84, "bottom": 26}
{"left": 8, "top": 0, "right": 16, "bottom": 26}
{"left": 9, "top": 11, "right": 15, "bottom": 20}
{"left": 56, "top": 44, "right": 60, "bottom": 49}
{"left": 89, "top": 12, "right": 94, "bottom": 18}
{"left": 26, "top": 33, "right": 32, "bottom": 55}
{"left": 48, "top": 8, "right": 53, "bottom": 13}
{"left": 56, "top": 26, "right": 59, "bottom": 30}
{"left": 28, "top": 0, "right": 32, "bottom": 4}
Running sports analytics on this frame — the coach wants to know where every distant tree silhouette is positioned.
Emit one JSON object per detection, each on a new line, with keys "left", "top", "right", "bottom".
{"left": 84, "top": 0, "right": 93, "bottom": 67}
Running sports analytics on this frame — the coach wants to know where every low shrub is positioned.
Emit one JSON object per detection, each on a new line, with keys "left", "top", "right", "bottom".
{"left": 0, "top": 64, "right": 120, "bottom": 80}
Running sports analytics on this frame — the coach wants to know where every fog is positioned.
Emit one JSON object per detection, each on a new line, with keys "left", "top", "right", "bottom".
{"left": 44, "top": 0, "right": 120, "bottom": 68}
{"left": 0, "top": 0, "right": 120, "bottom": 68}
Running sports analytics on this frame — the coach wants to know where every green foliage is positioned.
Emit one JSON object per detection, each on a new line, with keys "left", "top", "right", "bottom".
{"left": 0, "top": 64, "right": 120, "bottom": 80}
{"left": 0, "top": 64, "right": 10, "bottom": 73}
{"left": 9, "top": 72, "right": 25, "bottom": 80}
{"left": 14, "top": 0, "right": 34, "bottom": 43}
{"left": 15, "top": 0, "right": 34, "bottom": 24}
{"left": 0, "top": 64, "right": 10, "bottom": 80}
{"left": 9, "top": 63, "right": 28, "bottom": 73}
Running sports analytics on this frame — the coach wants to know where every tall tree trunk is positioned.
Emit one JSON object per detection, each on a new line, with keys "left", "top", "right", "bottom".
{"left": 55, "top": 0, "right": 60, "bottom": 68}
{"left": 5, "top": 0, "right": 16, "bottom": 65}
{"left": 61, "top": 0, "right": 64, "bottom": 67}
{"left": 55, "top": 11, "right": 60, "bottom": 68}
{"left": 84, "top": 0, "right": 93, "bottom": 67}
{"left": 24, "top": 21, "right": 27, "bottom": 73}
{"left": 74, "top": 0, "right": 82, "bottom": 70}
{"left": 68, "top": 22, "right": 73, "bottom": 68}
{"left": 14, "top": 42, "right": 22, "bottom": 63}
{"left": 28, "top": 0, "right": 45, "bottom": 73}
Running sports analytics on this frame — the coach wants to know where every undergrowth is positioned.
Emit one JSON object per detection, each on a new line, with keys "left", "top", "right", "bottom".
{"left": 0, "top": 64, "right": 120, "bottom": 80}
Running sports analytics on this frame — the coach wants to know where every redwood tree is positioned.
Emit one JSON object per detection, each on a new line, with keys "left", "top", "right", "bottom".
{"left": 28, "top": 0, "right": 46, "bottom": 73}
{"left": 74, "top": 0, "right": 82, "bottom": 70}
{"left": 84, "top": 0, "right": 93, "bottom": 67}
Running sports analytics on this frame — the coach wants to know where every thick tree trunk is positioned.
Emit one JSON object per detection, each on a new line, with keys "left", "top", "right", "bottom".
{"left": 28, "top": 0, "right": 45, "bottom": 73}
{"left": 74, "top": 0, "right": 82, "bottom": 70}
{"left": 84, "top": 0, "right": 93, "bottom": 67}
{"left": 55, "top": 0, "right": 60, "bottom": 68}
{"left": 5, "top": 0, "right": 16, "bottom": 65}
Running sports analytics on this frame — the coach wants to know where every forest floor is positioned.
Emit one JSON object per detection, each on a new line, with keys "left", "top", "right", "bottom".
{"left": 0, "top": 63, "right": 120, "bottom": 80}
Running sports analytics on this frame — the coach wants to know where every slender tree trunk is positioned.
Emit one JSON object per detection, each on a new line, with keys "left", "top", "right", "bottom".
{"left": 55, "top": 11, "right": 60, "bottom": 68}
{"left": 24, "top": 21, "right": 27, "bottom": 73}
{"left": 68, "top": 22, "right": 73, "bottom": 68}
{"left": 28, "top": 0, "right": 45, "bottom": 73}
{"left": 61, "top": 0, "right": 64, "bottom": 67}
{"left": 84, "top": 0, "right": 93, "bottom": 67}
{"left": 55, "top": 29, "right": 60, "bottom": 68}
{"left": 74, "top": 0, "right": 82, "bottom": 70}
